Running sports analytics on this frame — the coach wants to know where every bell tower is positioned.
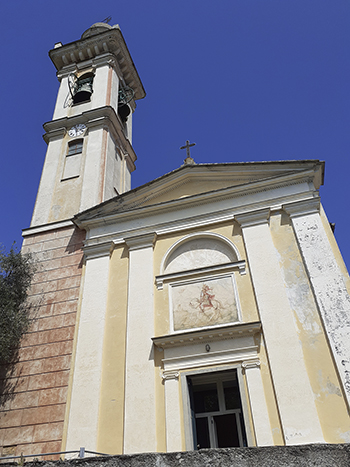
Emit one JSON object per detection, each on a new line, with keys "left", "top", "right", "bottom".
{"left": 31, "top": 22, "right": 145, "bottom": 226}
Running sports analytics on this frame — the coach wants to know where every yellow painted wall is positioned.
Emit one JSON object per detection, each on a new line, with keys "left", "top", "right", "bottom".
{"left": 97, "top": 245, "right": 129, "bottom": 454}
{"left": 153, "top": 222, "right": 260, "bottom": 337}
{"left": 141, "top": 179, "right": 255, "bottom": 206}
{"left": 257, "top": 335, "right": 285, "bottom": 445}
{"left": 152, "top": 221, "right": 283, "bottom": 447}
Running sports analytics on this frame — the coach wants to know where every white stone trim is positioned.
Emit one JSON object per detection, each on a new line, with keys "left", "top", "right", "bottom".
{"left": 162, "top": 370, "right": 180, "bottom": 381}
{"left": 65, "top": 254, "right": 110, "bottom": 452}
{"left": 179, "top": 364, "right": 257, "bottom": 450}
{"left": 242, "top": 359, "right": 261, "bottom": 370}
{"left": 124, "top": 232, "right": 156, "bottom": 251}
{"left": 156, "top": 261, "right": 246, "bottom": 290}
{"left": 123, "top": 239, "right": 157, "bottom": 454}
{"left": 153, "top": 322, "right": 261, "bottom": 349}
{"left": 241, "top": 359, "right": 274, "bottom": 446}
{"left": 22, "top": 219, "right": 74, "bottom": 237}
{"left": 83, "top": 241, "right": 113, "bottom": 259}
{"left": 162, "top": 347, "right": 258, "bottom": 372}
{"left": 163, "top": 375, "right": 182, "bottom": 452}
{"left": 235, "top": 208, "right": 270, "bottom": 228}
{"left": 283, "top": 197, "right": 320, "bottom": 218}
{"left": 153, "top": 322, "right": 261, "bottom": 450}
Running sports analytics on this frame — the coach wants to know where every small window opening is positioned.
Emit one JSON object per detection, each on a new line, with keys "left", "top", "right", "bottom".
{"left": 68, "top": 139, "right": 83, "bottom": 156}
{"left": 72, "top": 73, "right": 94, "bottom": 105}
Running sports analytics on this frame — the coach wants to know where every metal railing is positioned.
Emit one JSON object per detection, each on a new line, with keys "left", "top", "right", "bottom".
{"left": 0, "top": 447, "right": 110, "bottom": 462}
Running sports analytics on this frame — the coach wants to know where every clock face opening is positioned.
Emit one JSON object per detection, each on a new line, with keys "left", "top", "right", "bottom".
{"left": 68, "top": 124, "right": 86, "bottom": 138}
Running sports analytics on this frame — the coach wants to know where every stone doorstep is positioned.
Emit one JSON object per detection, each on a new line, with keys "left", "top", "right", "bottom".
{"left": 1, "top": 444, "right": 350, "bottom": 467}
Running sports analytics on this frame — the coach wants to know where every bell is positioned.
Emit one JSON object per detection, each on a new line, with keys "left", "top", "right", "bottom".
{"left": 118, "top": 104, "right": 131, "bottom": 123}
{"left": 73, "top": 77, "right": 93, "bottom": 104}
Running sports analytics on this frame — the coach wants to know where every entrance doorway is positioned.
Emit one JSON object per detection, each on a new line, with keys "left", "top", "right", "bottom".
{"left": 188, "top": 370, "right": 247, "bottom": 449}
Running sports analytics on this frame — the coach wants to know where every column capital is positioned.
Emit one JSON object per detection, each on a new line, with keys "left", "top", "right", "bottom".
{"left": 283, "top": 198, "right": 320, "bottom": 219}
{"left": 162, "top": 370, "right": 180, "bottom": 382}
{"left": 84, "top": 241, "right": 113, "bottom": 259}
{"left": 235, "top": 209, "right": 270, "bottom": 228}
{"left": 124, "top": 232, "right": 156, "bottom": 251}
{"left": 242, "top": 359, "right": 261, "bottom": 370}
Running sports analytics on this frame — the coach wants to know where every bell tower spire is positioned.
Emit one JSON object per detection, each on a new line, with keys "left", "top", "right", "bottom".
{"left": 31, "top": 23, "right": 145, "bottom": 227}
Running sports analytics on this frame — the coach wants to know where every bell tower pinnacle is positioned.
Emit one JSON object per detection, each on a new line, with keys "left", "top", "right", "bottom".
{"left": 31, "top": 23, "right": 145, "bottom": 227}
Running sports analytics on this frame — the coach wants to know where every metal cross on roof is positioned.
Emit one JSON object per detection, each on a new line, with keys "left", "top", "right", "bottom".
{"left": 180, "top": 140, "right": 196, "bottom": 157}
{"left": 180, "top": 140, "right": 196, "bottom": 165}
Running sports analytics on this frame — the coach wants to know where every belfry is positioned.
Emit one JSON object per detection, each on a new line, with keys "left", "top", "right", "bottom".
{"left": 1, "top": 23, "right": 350, "bottom": 459}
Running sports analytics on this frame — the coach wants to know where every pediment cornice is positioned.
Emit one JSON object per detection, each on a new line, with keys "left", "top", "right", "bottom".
{"left": 74, "top": 166, "right": 320, "bottom": 229}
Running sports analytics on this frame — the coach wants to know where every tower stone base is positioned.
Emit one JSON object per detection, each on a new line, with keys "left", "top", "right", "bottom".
{"left": 0, "top": 224, "right": 84, "bottom": 459}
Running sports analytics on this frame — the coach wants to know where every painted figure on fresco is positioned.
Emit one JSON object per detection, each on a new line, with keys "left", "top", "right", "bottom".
{"left": 190, "top": 283, "right": 223, "bottom": 321}
{"left": 172, "top": 276, "right": 239, "bottom": 331}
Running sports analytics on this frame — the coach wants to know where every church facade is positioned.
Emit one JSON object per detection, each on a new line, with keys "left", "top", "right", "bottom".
{"left": 1, "top": 23, "right": 350, "bottom": 459}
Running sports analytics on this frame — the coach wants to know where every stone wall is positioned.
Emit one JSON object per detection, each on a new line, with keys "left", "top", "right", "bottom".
{"left": 0, "top": 225, "right": 85, "bottom": 458}
{"left": 1, "top": 444, "right": 350, "bottom": 467}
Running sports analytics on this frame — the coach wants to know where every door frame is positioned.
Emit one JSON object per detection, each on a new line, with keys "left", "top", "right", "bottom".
{"left": 180, "top": 364, "right": 255, "bottom": 450}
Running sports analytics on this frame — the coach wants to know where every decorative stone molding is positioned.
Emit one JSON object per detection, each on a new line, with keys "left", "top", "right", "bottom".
{"left": 83, "top": 241, "right": 113, "bottom": 259}
{"left": 22, "top": 219, "right": 75, "bottom": 237}
{"left": 155, "top": 325, "right": 261, "bottom": 373}
{"left": 242, "top": 359, "right": 260, "bottom": 370}
{"left": 162, "top": 371, "right": 180, "bottom": 382}
{"left": 153, "top": 322, "right": 261, "bottom": 350}
{"left": 235, "top": 208, "right": 270, "bottom": 228}
{"left": 124, "top": 232, "right": 156, "bottom": 251}
{"left": 43, "top": 106, "right": 137, "bottom": 170}
{"left": 160, "top": 232, "right": 241, "bottom": 274}
{"left": 155, "top": 261, "right": 246, "bottom": 290}
{"left": 49, "top": 26, "right": 145, "bottom": 101}
{"left": 283, "top": 197, "right": 320, "bottom": 218}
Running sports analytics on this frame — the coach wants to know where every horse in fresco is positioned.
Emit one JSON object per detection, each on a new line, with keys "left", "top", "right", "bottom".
{"left": 189, "top": 283, "right": 223, "bottom": 321}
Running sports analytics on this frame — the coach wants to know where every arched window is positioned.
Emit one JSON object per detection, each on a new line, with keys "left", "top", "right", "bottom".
{"left": 72, "top": 72, "right": 94, "bottom": 105}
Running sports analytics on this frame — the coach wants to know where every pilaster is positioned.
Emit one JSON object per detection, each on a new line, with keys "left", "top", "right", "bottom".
{"left": 65, "top": 249, "right": 110, "bottom": 451}
{"left": 123, "top": 233, "right": 157, "bottom": 454}
{"left": 162, "top": 371, "right": 182, "bottom": 452}
{"left": 241, "top": 359, "right": 274, "bottom": 446}
{"left": 236, "top": 209, "right": 324, "bottom": 444}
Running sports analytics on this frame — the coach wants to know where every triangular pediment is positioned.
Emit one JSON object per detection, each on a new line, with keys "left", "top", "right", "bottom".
{"left": 75, "top": 160, "right": 323, "bottom": 222}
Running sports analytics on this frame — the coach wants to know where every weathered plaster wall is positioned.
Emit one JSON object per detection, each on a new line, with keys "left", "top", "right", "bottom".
{"left": 269, "top": 211, "right": 350, "bottom": 442}
{"left": 0, "top": 225, "right": 84, "bottom": 458}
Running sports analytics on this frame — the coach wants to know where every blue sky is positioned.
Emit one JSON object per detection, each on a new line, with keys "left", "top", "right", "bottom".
{"left": 1, "top": 1, "right": 349, "bottom": 269}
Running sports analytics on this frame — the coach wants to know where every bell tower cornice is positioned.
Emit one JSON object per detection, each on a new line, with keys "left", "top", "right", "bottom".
{"left": 49, "top": 24, "right": 145, "bottom": 101}
{"left": 42, "top": 105, "right": 137, "bottom": 171}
